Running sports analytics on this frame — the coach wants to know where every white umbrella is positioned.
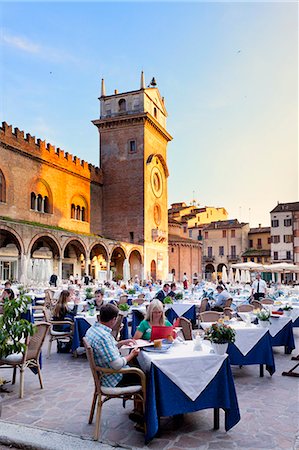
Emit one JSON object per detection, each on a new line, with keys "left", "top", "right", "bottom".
{"left": 231, "top": 262, "right": 264, "bottom": 271}
{"left": 221, "top": 266, "right": 228, "bottom": 283}
{"left": 263, "top": 263, "right": 299, "bottom": 273}
{"left": 235, "top": 268, "right": 241, "bottom": 283}
{"left": 240, "top": 270, "right": 246, "bottom": 284}
{"left": 245, "top": 270, "right": 251, "bottom": 283}
{"left": 122, "top": 259, "right": 130, "bottom": 284}
{"left": 228, "top": 267, "right": 234, "bottom": 283}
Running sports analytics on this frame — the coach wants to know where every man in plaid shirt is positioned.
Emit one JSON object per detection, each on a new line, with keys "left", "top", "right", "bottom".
{"left": 86, "top": 304, "right": 140, "bottom": 387}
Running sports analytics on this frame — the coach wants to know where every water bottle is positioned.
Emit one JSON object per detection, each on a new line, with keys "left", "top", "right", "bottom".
{"left": 193, "top": 333, "right": 202, "bottom": 351}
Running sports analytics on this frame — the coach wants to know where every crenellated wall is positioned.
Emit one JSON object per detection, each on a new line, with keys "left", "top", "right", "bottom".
{"left": 0, "top": 122, "right": 103, "bottom": 235}
{"left": 0, "top": 122, "right": 103, "bottom": 184}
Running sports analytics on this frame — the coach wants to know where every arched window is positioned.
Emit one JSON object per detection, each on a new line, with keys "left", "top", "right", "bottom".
{"left": 37, "top": 194, "right": 43, "bottom": 212}
{"left": 76, "top": 205, "right": 81, "bottom": 220}
{"left": 0, "top": 170, "right": 6, "bottom": 202}
{"left": 118, "top": 98, "right": 126, "bottom": 112}
{"left": 81, "top": 206, "right": 86, "bottom": 222}
{"left": 71, "top": 204, "right": 76, "bottom": 219}
{"left": 44, "top": 196, "right": 49, "bottom": 213}
{"left": 31, "top": 192, "right": 36, "bottom": 210}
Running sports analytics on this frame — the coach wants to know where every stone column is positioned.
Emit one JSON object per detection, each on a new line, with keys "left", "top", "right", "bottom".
{"left": 20, "top": 253, "right": 29, "bottom": 285}
{"left": 58, "top": 257, "right": 63, "bottom": 283}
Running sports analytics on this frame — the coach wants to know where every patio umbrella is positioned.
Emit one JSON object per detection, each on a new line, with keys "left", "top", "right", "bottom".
{"left": 122, "top": 259, "right": 130, "bottom": 284}
{"left": 240, "top": 270, "right": 246, "bottom": 284}
{"left": 221, "top": 266, "right": 228, "bottom": 283}
{"left": 245, "top": 270, "right": 251, "bottom": 283}
{"left": 228, "top": 267, "right": 234, "bottom": 283}
{"left": 235, "top": 268, "right": 241, "bottom": 283}
{"left": 231, "top": 262, "right": 265, "bottom": 271}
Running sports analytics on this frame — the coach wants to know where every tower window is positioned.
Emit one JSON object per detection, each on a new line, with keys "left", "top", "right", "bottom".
{"left": 0, "top": 170, "right": 6, "bottom": 202}
{"left": 129, "top": 231, "right": 134, "bottom": 242}
{"left": 118, "top": 98, "right": 126, "bottom": 112}
{"left": 129, "top": 140, "right": 137, "bottom": 153}
{"left": 153, "top": 107, "right": 157, "bottom": 118}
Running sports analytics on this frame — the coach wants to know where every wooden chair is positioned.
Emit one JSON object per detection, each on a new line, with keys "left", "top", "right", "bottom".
{"left": 224, "top": 298, "right": 233, "bottom": 308}
{"left": 198, "top": 298, "right": 209, "bottom": 313}
{"left": 237, "top": 304, "right": 254, "bottom": 312}
{"left": 0, "top": 322, "right": 50, "bottom": 398}
{"left": 178, "top": 317, "right": 193, "bottom": 340}
{"left": 32, "top": 305, "right": 46, "bottom": 322}
{"left": 83, "top": 337, "right": 146, "bottom": 440}
{"left": 223, "top": 307, "right": 233, "bottom": 319}
{"left": 261, "top": 298, "right": 274, "bottom": 305}
{"left": 251, "top": 300, "right": 262, "bottom": 310}
{"left": 43, "top": 308, "right": 74, "bottom": 358}
{"left": 137, "top": 294, "right": 145, "bottom": 300}
{"left": 199, "top": 311, "right": 223, "bottom": 322}
{"left": 135, "top": 297, "right": 145, "bottom": 305}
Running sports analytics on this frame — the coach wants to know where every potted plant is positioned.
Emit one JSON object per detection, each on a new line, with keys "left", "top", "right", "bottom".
{"left": 174, "top": 292, "right": 183, "bottom": 300}
{"left": 127, "top": 288, "right": 136, "bottom": 295}
{"left": 85, "top": 287, "right": 94, "bottom": 300}
{"left": 205, "top": 323, "right": 236, "bottom": 355}
{"left": 256, "top": 309, "right": 270, "bottom": 327}
{"left": 118, "top": 303, "right": 130, "bottom": 316}
{"left": 0, "top": 294, "right": 35, "bottom": 359}
{"left": 164, "top": 296, "right": 173, "bottom": 304}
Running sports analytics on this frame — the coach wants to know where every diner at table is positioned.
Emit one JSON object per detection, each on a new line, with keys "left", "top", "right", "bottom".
{"left": 133, "top": 299, "right": 173, "bottom": 341}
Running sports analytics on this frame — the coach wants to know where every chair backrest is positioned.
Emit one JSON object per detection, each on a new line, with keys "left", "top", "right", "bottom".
{"left": 251, "top": 300, "right": 262, "bottom": 310}
{"left": 119, "top": 295, "right": 128, "bottom": 305}
{"left": 83, "top": 337, "right": 101, "bottom": 393}
{"left": 261, "top": 298, "right": 274, "bottom": 305}
{"left": 43, "top": 307, "right": 52, "bottom": 323}
{"left": 199, "top": 298, "right": 209, "bottom": 313}
{"left": 237, "top": 304, "right": 254, "bottom": 312}
{"left": 179, "top": 317, "right": 192, "bottom": 340}
{"left": 111, "top": 314, "right": 123, "bottom": 340}
{"left": 26, "top": 322, "right": 50, "bottom": 361}
{"left": 137, "top": 294, "right": 145, "bottom": 300}
{"left": 224, "top": 298, "right": 233, "bottom": 308}
{"left": 223, "top": 307, "right": 233, "bottom": 319}
{"left": 199, "top": 311, "right": 222, "bottom": 322}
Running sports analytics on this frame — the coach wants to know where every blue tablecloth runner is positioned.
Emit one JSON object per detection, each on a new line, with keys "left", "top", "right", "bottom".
{"left": 227, "top": 332, "right": 275, "bottom": 375}
{"left": 293, "top": 317, "right": 299, "bottom": 327}
{"left": 270, "top": 321, "right": 295, "bottom": 354}
{"left": 72, "top": 316, "right": 129, "bottom": 351}
{"left": 165, "top": 304, "right": 197, "bottom": 325}
{"left": 145, "top": 357, "right": 240, "bottom": 442}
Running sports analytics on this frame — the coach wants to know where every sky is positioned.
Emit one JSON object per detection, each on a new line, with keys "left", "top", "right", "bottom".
{"left": 0, "top": 1, "right": 298, "bottom": 227}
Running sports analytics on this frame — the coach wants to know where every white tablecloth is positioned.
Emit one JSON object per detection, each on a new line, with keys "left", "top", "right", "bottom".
{"left": 138, "top": 341, "right": 227, "bottom": 401}
{"left": 75, "top": 313, "right": 97, "bottom": 326}
{"left": 230, "top": 322, "right": 268, "bottom": 356}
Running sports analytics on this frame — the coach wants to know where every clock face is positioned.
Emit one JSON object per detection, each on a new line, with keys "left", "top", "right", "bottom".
{"left": 151, "top": 166, "right": 163, "bottom": 198}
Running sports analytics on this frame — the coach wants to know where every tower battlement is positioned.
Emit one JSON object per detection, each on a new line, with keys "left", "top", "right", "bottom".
{"left": 0, "top": 122, "right": 103, "bottom": 184}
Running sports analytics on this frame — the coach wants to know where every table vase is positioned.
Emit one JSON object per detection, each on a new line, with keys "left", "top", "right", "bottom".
{"left": 211, "top": 342, "right": 228, "bottom": 355}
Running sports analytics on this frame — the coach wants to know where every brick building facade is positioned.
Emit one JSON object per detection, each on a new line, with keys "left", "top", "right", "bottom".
{"left": 0, "top": 74, "right": 174, "bottom": 283}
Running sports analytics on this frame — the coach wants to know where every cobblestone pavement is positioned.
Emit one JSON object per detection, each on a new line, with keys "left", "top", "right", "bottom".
{"left": 0, "top": 330, "right": 298, "bottom": 450}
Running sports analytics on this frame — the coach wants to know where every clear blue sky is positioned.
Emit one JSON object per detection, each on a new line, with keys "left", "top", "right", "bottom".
{"left": 1, "top": 1, "right": 298, "bottom": 227}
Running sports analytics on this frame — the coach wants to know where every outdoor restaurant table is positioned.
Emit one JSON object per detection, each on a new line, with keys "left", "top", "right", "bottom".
{"left": 165, "top": 302, "right": 197, "bottom": 325}
{"left": 267, "top": 316, "right": 295, "bottom": 354}
{"left": 137, "top": 341, "right": 240, "bottom": 443}
{"left": 71, "top": 313, "right": 129, "bottom": 351}
{"left": 200, "top": 320, "right": 275, "bottom": 376}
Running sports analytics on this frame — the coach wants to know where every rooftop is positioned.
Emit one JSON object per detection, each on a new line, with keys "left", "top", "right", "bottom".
{"left": 271, "top": 202, "right": 299, "bottom": 213}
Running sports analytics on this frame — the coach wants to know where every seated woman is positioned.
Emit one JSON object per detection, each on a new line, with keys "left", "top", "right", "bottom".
{"left": 52, "top": 290, "right": 79, "bottom": 331}
{"left": 133, "top": 299, "right": 172, "bottom": 341}
{"left": 0, "top": 288, "right": 15, "bottom": 301}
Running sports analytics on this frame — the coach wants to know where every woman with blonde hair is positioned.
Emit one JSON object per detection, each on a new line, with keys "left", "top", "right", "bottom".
{"left": 133, "top": 299, "right": 172, "bottom": 341}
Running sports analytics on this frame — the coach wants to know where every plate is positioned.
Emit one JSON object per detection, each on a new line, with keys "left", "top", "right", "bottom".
{"left": 143, "top": 344, "right": 172, "bottom": 353}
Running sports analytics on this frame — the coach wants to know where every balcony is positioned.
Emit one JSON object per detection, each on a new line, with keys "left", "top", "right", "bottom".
{"left": 227, "top": 254, "right": 240, "bottom": 262}
{"left": 203, "top": 255, "right": 215, "bottom": 263}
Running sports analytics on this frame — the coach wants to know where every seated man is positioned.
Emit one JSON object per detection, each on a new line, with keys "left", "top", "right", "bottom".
{"left": 211, "top": 285, "right": 232, "bottom": 311}
{"left": 86, "top": 289, "right": 104, "bottom": 311}
{"left": 86, "top": 304, "right": 143, "bottom": 423}
{"left": 155, "top": 283, "right": 170, "bottom": 303}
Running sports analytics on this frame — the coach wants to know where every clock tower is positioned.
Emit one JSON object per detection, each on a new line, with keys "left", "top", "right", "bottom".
{"left": 93, "top": 73, "right": 172, "bottom": 280}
